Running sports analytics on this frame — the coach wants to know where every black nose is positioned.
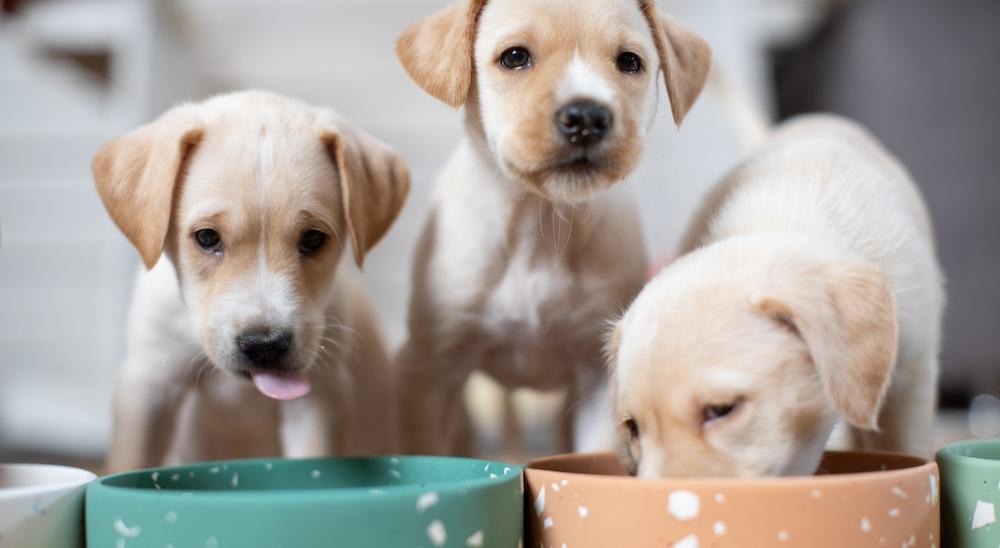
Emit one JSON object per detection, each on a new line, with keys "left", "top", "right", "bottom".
{"left": 237, "top": 331, "right": 292, "bottom": 366}
{"left": 556, "top": 102, "right": 613, "bottom": 147}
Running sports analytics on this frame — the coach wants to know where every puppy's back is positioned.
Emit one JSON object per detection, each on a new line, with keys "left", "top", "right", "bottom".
{"left": 683, "top": 114, "right": 934, "bottom": 260}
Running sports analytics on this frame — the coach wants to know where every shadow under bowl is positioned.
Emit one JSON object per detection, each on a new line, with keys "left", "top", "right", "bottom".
{"left": 87, "top": 456, "right": 522, "bottom": 548}
{"left": 526, "top": 451, "right": 938, "bottom": 548}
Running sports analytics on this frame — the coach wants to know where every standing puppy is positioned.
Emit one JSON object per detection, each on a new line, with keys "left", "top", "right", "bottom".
{"left": 94, "top": 91, "right": 409, "bottom": 471}
{"left": 608, "top": 115, "right": 944, "bottom": 478}
{"left": 395, "top": 0, "right": 710, "bottom": 454}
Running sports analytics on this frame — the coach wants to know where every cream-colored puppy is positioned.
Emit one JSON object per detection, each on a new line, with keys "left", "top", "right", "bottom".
{"left": 93, "top": 91, "right": 409, "bottom": 472}
{"left": 395, "top": 0, "right": 711, "bottom": 454}
{"left": 608, "top": 115, "right": 944, "bottom": 478}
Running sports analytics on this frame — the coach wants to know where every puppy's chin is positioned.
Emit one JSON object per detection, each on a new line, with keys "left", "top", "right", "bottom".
{"left": 502, "top": 155, "right": 627, "bottom": 204}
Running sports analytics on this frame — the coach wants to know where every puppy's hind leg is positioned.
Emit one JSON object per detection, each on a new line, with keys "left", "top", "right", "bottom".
{"left": 852, "top": 354, "right": 938, "bottom": 458}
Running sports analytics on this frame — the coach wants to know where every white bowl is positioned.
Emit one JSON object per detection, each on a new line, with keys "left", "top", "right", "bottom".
{"left": 0, "top": 463, "right": 96, "bottom": 548}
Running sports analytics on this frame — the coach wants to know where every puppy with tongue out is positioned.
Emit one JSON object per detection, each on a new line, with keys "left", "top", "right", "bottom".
{"left": 92, "top": 92, "right": 409, "bottom": 472}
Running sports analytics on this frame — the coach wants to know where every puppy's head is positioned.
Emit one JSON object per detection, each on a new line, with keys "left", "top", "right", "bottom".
{"left": 93, "top": 91, "right": 409, "bottom": 399}
{"left": 397, "top": 0, "right": 710, "bottom": 203}
{"left": 607, "top": 240, "right": 898, "bottom": 478}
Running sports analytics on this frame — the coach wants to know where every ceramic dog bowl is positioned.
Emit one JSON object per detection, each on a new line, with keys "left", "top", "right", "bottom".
{"left": 0, "top": 463, "right": 96, "bottom": 548}
{"left": 86, "top": 455, "right": 522, "bottom": 548}
{"left": 937, "top": 438, "right": 1000, "bottom": 547}
{"left": 526, "top": 451, "right": 939, "bottom": 547}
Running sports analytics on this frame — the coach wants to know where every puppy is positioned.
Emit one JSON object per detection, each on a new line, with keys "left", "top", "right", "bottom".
{"left": 608, "top": 115, "right": 944, "bottom": 478}
{"left": 93, "top": 91, "right": 409, "bottom": 471}
{"left": 395, "top": 0, "right": 711, "bottom": 454}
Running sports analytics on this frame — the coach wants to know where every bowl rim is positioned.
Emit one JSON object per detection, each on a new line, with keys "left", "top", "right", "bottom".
{"left": 936, "top": 438, "right": 1000, "bottom": 465}
{"left": 0, "top": 463, "right": 97, "bottom": 498}
{"left": 88, "top": 455, "right": 523, "bottom": 501}
{"left": 526, "top": 450, "right": 937, "bottom": 488}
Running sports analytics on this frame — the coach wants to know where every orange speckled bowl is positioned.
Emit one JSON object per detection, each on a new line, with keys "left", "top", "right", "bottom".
{"left": 526, "top": 451, "right": 939, "bottom": 548}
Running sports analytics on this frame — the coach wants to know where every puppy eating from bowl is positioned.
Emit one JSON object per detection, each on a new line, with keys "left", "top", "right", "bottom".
{"left": 394, "top": 0, "right": 711, "bottom": 455}
{"left": 607, "top": 115, "right": 944, "bottom": 478}
{"left": 93, "top": 91, "right": 409, "bottom": 471}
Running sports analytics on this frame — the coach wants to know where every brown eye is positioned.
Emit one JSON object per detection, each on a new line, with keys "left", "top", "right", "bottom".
{"left": 500, "top": 47, "right": 532, "bottom": 70}
{"left": 299, "top": 230, "right": 327, "bottom": 255}
{"left": 616, "top": 52, "right": 642, "bottom": 74}
{"left": 703, "top": 402, "right": 739, "bottom": 423}
{"left": 194, "top": 229, "right": 221, "bottom": 252}
{"left": 624, "top": 418, "right": 640, "bottom": 439}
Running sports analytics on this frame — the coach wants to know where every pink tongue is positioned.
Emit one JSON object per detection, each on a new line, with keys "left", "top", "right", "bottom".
{"left": 251, "top": 370, "right": 312, "bottom": 400}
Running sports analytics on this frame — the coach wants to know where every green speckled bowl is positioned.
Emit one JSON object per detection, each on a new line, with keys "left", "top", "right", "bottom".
{"left": 86, "top": 456, "right": 522, "bottom": 548}
{"left": 937, "top": 439, "right": 1000, "bottom": 547}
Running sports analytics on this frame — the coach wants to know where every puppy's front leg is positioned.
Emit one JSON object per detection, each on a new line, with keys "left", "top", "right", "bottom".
{"left": 396, "top": 342, "right": 472, "bottom": 455}
{"left": 280, "top": 368, "right": 354, "bottom": 457}
{"left": 106, "top": 354, "right": 194, "bottom": 473}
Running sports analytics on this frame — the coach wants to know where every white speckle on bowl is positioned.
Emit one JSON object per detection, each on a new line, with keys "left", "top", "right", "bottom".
{"left": 427, "top": 520, "right": 447, "bottom": 546}
{"left": 490, "top": 473, "right": 499, "bottom": 480}
{"left": 891, "top": 486, "right": 907, "bottom": 498}
{"left": 860, "top": 517, "right": 871, "bottom": 532}
{"left": 205, "top": 537, "right": 218, "bottom": 548}
{"left": 311, "top": 470, "right": 321, "bottom": 479}
{"left": 170, "top": 474, "right": 180, "bottom": 482}
{"left": 466, "top": 530, "right": 484, "bottom": 547}
{"left": 534, "top": 486, "right": 546, "bottom": 515}
{"left": 116, "top": 540, "right": 125, "bottom": 548}
{"left": 208, "top": 467, "right": 220, "bottom": 475}
{"left": 370, "top": 489, "right": 385, "bottom": 496}
{"left": 484, "top": 464, "right": 491, "bottom": 472}
{"left": 113, "top": 518, "right": 142, "bottom": 538}
{"left": 713, "top": 521, "right": 726, "bottom": 536}
{"left": 561, "top": 480, "right": 569, "bottom": 487}
{"left": 907, "top": 533, "right": 916, "bottom": 546}
{"left": 578, "top": 506, "right": 589, "bottom": 519}
{"left": 928, "top": 474, "right": 938, "bottom": 506}
{"left": 777, "top": 530, "right": 789, "bottom": 542}
{"left": 888, "top": 508, "right": 900, "bottom": 518}
{"left": 151, "top": 472, "right": 159, "bottom": 482}
{"left": 504, "top": 467, "right": 512, "bottom": 475}
{"left": 809, "top": 489, "right": 822, "bottom": 499}
{"left": 417, "top": 491, "right": 439, "bottom": 513}
{"left": 265, "top": 463, "right": 273, "bottom": 471}
{"left": 390, "top": 457, "right": 400, "bottom": 465}
{"left": 714, "top": 493, "right": 726, "bottom": 504}
{"left": 166, "top": 544, "right": 174, "bottom": 548}
{"left": 390, "top": 469, "right": 402, "bottom": 479}
{"left": 971, "top": 500, "right": 996, "bottom": 529}
{"left": 667, "top": 490, "right": 700, "bottom": 521}
{"left": 551, "top": 482, "right": 560, "bottom": 492}
{"left": 231, "top": 473, "right": 239, "bottom": 488}
{"left": 543, "top": 517, "right": 554, "bottom": 529}
{"left": 189, "top": 472, "right": 195, "bottom": 478}
{"left": 165, "top": 511, "right": 178, "bottom": 524}
{"left": 675, "top": 533, "right": 698, "bottom": 548}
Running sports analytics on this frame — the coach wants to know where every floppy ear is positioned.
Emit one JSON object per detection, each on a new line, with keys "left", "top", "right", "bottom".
{"left": 752, "top": 261, "right": 898, "bottom": 430}
{"left": 396, "top": 0, "right": 488, "bottom": 107}
{"left": 92, "top": 106, "right": 204, "bottom": 269}
{"left": 319, "top": 114, "right": 410, "bottom": 267}
{"left": 639, "top": 3, "right": 712, "bottom": 126}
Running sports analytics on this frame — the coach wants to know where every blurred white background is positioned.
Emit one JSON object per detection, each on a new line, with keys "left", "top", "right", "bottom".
{"left": 1, "top": 0, "right": 995, "bottom": 462}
